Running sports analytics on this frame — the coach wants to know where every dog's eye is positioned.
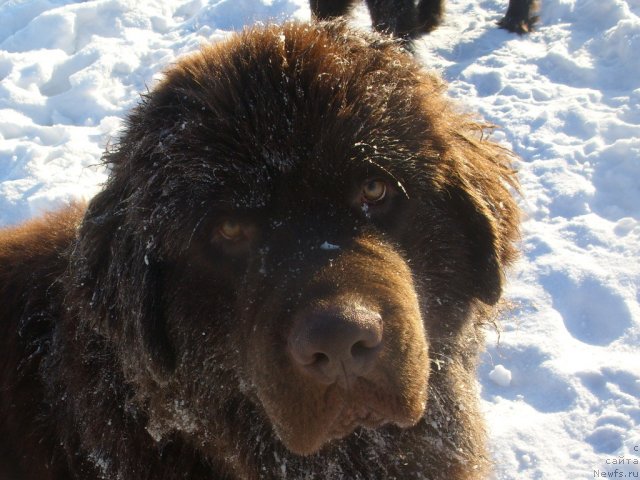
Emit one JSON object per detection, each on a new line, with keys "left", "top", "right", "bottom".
{"left": 213, "top": 219, "right": 259, "bottom": 255}
{"left": 219, "top": 220, "right": 245, "bottom": 241}
{"left": 362, "top": 179, "right": 387, "bottom": 204}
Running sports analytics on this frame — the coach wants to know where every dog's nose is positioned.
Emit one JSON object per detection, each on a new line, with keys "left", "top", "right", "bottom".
{"left": 288, "top": 304, "right": 383, "bottom": 387}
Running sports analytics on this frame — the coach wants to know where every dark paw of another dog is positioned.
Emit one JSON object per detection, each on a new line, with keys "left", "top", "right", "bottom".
{"left": 498, "top": 14, "right": 539, "bottom": 34}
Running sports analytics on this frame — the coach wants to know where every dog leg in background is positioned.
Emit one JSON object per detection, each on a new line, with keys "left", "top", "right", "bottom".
{"left": 365, "top": 0, "right": 419, "bottom": 38}
{"left": 416, "top": 0, "right": 445, "bottom": 34}
{"left": 498, "top": 0, "right": 539, "bottom": 33}
{"left": 310, "top": 0, "right": 359, "bottom": 19}
{"left": 311, "top": 0, "right": 428, "bottom": 40}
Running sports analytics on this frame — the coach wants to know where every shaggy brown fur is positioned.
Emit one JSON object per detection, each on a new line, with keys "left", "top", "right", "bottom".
{"left": 0, "top": 21, "right": 519, "bottom": 480}
{"left": 311, "top": 0, "right": 539, "bottom": 38}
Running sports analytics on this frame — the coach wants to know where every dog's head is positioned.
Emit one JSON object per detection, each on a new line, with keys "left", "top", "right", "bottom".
{"left": 71, "top": 21, "right": 518, "bottom": 460}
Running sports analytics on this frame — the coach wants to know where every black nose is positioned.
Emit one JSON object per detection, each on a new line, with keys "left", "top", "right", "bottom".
{"left": 288, "top": 303, "right": 383, "bottom": 387}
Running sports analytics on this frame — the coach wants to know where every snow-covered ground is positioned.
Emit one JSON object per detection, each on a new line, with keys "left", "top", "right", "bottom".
{"left": 1, "top": 0, "right": 638, "bottom": 478}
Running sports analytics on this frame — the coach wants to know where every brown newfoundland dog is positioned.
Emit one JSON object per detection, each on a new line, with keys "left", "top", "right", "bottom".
{"left": 0, "top": 21, "right": 519, "bottom": 480}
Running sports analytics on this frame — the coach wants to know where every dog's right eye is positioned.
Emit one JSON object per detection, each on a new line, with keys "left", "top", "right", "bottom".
{"left": 219, "top": 220, "right": 244, "bottom": 241}
{"left": 362, "top": 179, "right": 387, "bottom": 204}
{"left": 212, "top": 219, "right": 258, "bottom": 255}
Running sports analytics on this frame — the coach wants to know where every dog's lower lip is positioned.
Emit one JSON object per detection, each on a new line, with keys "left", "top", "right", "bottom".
{"left": 327, "top": 406, "right": 386, "bottom": 438}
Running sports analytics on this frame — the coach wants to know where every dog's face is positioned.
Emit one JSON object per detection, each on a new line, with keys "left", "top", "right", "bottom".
{"left": 200, "top": 175, "right": 431, "bottom": 455}
{"left": 74, "top": 22, "right": 518, "bottom": 465}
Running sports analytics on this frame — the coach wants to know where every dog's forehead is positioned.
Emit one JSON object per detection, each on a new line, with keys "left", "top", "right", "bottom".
{"left": 194, "top": 128, "right": 414, "bottom": 215}
{"left": 212, "top": 151, "right": 352, "bottom": 211}
{"left": 173, "top": 26, "right": 423, "bottom": 165}
{"left": 144, "top": 24, "right": 430, "bottom": 215}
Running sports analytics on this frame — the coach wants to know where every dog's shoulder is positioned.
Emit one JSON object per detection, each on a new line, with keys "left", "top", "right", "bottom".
{"left": 0, "top": 203, "right": 84, "bottom": 292}
{"left": 0, "top": 204, "right": 85, "bottom": 480}
{"left": 0, "top": 202, "right": 84, "bottom": 372}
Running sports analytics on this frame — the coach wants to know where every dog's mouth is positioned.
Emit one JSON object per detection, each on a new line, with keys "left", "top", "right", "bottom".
{"left": 261, "top": 378, "right": 427, "bottom": 456}
{"left": 326, "top": 404, "right": 388, "bottom": 440}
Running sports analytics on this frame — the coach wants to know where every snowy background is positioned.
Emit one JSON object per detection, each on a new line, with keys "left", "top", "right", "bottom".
{"left": 1, "top": 0, "right": 638, "bottom": 478}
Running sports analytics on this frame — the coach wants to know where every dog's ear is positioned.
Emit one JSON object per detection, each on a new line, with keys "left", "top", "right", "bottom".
{"left": 133, "top": 254, "right": 176, "bottom": 378}
{"left": 442, "top": 133, "right": 520, "bottom": 306}
{"left": 72, "top": 180, "right": 176, "bottom": 380}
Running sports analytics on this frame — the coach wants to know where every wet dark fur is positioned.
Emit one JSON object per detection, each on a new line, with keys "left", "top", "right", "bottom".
{"left": 0, "top": 22, "right": 519, "bottom": 480}
{"left": 311, "top": 0, "right": 539, "bottom": 37}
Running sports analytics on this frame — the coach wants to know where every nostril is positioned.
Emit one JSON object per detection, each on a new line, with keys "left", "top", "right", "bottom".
{"left": 311, "top": 352, "right": 330, "bottom": 367}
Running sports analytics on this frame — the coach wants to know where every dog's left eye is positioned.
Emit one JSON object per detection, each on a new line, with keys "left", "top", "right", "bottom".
{"left": 361, "top": 179, "right": 387, "bottom": 204}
